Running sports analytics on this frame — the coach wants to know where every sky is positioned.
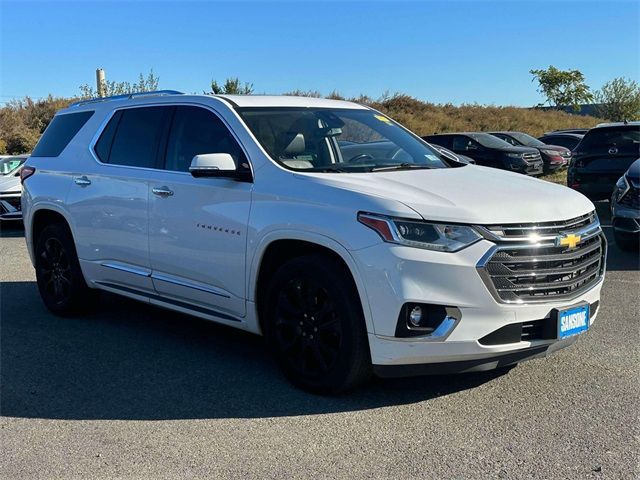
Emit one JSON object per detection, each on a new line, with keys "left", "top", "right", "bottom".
{"left": 1, "top": 0, "right": 638, "bottom": 106}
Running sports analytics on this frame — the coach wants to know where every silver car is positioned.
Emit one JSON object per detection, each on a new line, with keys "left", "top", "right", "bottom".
{"left": 0, "top": 155, "right": 28, "bottom": 221}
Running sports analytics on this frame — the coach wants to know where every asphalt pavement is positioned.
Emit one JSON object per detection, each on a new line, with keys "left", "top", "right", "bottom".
{"left": 1, "top": 202, "right": 638, "bottom": 479}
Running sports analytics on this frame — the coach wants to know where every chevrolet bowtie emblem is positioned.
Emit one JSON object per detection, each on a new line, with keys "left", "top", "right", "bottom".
{"left": 557, "top": 233, "right": 581, "bottom": 249}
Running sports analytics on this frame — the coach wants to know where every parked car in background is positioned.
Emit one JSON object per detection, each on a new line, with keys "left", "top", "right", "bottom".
{"left": 610, "top": 158, "right": 639, "bottom": 251}
{"left": 0, "top": 155, "right": 27, "bottom": 175}
{"left": 423, "top": 132, "right": 543, "bottom": 175}
{"left": 0, "top": 155, "right": 28, "bottom": 221}
{"left": 489, "top": 131, "right": 571, "bottom": 173}
{"left": 429, "top": 144, "right": 476, "bottom": 164}
{"left": 538, "top": 132, "right": 584, "bottom": 151}
{"left": 22, "top": 92, "right": 605, "bottom": 393}
{"left": 568, "top": 122, "right": 640, "bottom": 200}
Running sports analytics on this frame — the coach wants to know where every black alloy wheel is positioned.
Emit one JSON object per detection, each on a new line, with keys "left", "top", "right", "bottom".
{"left": 35, "top": 223, "right": 99, "bottom": 315}
{"left": 273, "top": 277, "right": 342, "bottom": 376}
{"left": 39, "top": 237, "right": 72, "bottom": 307}
{"left": 264, "top": 254, "right": 371, "bottom": 393}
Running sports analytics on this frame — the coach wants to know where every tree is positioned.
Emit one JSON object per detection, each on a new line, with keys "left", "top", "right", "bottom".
{"left": 208, "top": 77, "right": 253, "bottom": 95}
{"left": 79, "top": 70, "right": 160, "bottom": 98}
{"left": 5, "top": 128, "right": 40, "bottom": 154}
{"left": 594, "top": 77, "right": 640, "bottom": 121}
{"left": 530, "top": 66, "right": 593, "bottom": 110}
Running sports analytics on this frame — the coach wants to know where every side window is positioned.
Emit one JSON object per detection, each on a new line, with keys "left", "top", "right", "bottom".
{"left": 164, "top": 106, "right": 247, "bottom": 172}
{"left": 497, "top": 134, "right": 516, "bottom": 146}
{"left": 426, "top": 136, "right": 452, "bottom": 149}
{"left": 106, "top": 106, "right": 172, "bottom": 168}
{"left": 31, "top": 111, "right": 94, "bottom": 157}
{"left": 94, "top": 110, "right": 122, "bottom": 162}
{"left": 452, "top": 136, "right": 472, "bottom": 151}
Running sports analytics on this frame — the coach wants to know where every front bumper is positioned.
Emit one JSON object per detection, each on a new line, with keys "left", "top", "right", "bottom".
{"left": 510, "top": 160, "right": 544, "bottom": 176}
{"left": 543, "top": 156, "right": 568, "bottom": 172}
{"left": 373, "top": 338, "right": 576, "bottom": 377}
{"left": 611, "top": 201, "right": 640, "bottom": 235}
{"left": 0, "top": 194, "right": 22, "bottom": 221}
{"left": 351, "top": 238, "right": 603, "bottom": 370}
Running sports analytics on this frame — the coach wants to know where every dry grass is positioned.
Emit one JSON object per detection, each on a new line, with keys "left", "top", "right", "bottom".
{"left": 366, "top": 94, "right": 602, "bottom": 138}
{"left": 539, "top": 169, "right": 568, "bottom": 185}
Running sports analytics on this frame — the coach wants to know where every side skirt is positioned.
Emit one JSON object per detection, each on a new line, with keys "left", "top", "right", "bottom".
{"left": 93, "top": 281, "right": 248, "bottom": 329}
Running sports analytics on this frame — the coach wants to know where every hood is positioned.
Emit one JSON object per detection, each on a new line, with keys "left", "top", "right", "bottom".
{"left": 626, "top": 158, "right": 640, "bottom": 186}
{"left": 307, "top": 165, "right": 594, "bottom": 225}
{"left": 538, "top": 145, "right": 570, "bottom": 153}
{"left": 501, "top": 145, "right": 540, "bottom": 155}
{"left": 0, "top": 174, "right": 21, "bottom": 193}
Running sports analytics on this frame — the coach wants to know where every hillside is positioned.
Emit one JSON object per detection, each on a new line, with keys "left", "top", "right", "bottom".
{"left": 365, "top": 94, "right": 602, "bottom": 137}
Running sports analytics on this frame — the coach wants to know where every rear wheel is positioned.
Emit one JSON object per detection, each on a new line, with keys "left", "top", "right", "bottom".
{"left": 35, "top": 223, "right": 99, "bottom": 316}
{"left": 264, "top": 254, "right": 371, "bottom": 393}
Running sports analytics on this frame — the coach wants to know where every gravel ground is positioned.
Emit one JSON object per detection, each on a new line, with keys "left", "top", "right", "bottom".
{"left": 1, "top": 202, "right": 638, "bottom": 479}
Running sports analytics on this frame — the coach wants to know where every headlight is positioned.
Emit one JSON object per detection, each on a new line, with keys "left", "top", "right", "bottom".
{"left": 358, "top": 213, "right": 482, "bottom": 252}
{"left": 505, "top": 152, "right": 523, "bottom": 159}
{"left": 613, "top": 175, "right": 630, "bottom": 202}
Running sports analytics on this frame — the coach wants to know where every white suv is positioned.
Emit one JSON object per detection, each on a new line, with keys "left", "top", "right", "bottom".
{"left": 22, "top": 91, "right": 606, "bottom": 392}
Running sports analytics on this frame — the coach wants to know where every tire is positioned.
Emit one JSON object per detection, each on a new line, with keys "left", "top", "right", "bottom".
{"left": 35, "top": 223, "right": 99, "bottom": 316}
{"left": 613, "top": 229, "right": 640, "bottom": 252}
{"left": 263, "top": 254, "right": 372, "bottom": 394}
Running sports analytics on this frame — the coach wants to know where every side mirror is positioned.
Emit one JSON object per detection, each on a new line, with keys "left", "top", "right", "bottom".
{"left": 189, "top": 153, "right": 251, "bottom": 182}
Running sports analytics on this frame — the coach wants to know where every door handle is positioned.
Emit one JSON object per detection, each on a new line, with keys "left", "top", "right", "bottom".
{"left": 74, "top": 175, "right": 91, "bottom": 186}
{"left": 152, "top": 186, "right": 174, "bottom": 197}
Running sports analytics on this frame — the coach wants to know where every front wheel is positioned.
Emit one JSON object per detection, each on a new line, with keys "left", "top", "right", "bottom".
{"left": 264, "top": 254, "right": 372, "bottom": 393}
{"left": 35, "top": 223, "right": 99, "bottom": 316}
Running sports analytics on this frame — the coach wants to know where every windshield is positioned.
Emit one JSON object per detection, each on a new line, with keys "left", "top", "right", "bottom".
{"left": 509, "top": 132, "right": 545, "bottom": 147}
{"left": 468, "top": 133, "right": 514, "bottom": 149}
{"left": 0, "top": 157, "right": 26, "bottom": 175}
{"left": 237, "top": 107, "right": 450, "bottom": 172}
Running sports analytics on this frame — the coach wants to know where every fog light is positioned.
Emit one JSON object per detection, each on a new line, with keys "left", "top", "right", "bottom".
{"left": 409, "top": 306, "right": 423, "bottom": 327}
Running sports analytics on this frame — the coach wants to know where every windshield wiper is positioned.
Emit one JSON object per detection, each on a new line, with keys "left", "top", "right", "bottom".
{"left": 306, "top": 166, "right": 347, "bottom": 173}
{"left": 370, "top": 163, "right": 433, "bottom": 172}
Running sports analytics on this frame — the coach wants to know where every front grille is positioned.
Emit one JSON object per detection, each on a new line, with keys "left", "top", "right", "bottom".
{"left": 0, "top": 195, "right": 21, "bottom": 215}
{"left": 523, "top": 152, "right": 542, "bottom": 163}
{"left": 477, "top": 212, "right": 606, "bottom": 303}
{"left": 483, "top": 211, "right": 596, "bottom": 240}
{"left": 619, "top": 185, "right": 639, "bottom": 209}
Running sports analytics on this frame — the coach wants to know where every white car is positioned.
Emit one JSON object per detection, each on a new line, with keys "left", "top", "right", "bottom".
{"left": 0, "top": 155, "right": 28, "bottom": 220}
{"left": 21, "top": 92, "right": 606, "bottom": 392}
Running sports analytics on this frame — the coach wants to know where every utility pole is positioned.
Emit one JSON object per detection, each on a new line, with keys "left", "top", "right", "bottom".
{"left": 96, "top": 68, "right": 106, "bottom": 97}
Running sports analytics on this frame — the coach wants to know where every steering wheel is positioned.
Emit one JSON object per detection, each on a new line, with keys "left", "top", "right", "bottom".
{"left": 347, "top": 153, "right": 374, "bottom": 163}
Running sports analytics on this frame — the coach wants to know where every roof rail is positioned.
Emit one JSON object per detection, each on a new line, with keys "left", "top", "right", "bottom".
{"left": 69, "top": 90, "right": 183, "bottom": 108}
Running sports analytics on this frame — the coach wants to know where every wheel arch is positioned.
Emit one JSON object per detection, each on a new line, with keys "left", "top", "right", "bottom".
{"left": 28, "top": 205, "right": 76, "bottom": 263}
{"left": 249, "top": 231, "right": 374, "bottom": 335}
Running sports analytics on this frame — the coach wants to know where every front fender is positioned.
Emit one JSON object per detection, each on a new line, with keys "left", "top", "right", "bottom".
{"left": 247, "top": 229, "right": 376, "bottom": 335}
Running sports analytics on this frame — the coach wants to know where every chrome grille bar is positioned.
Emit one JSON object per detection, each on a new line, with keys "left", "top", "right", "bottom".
{"left": 476, "top": 211, "right": 606, "bottom": 304}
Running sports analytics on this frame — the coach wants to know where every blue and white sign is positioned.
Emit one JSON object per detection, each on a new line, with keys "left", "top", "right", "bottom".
{"left": 557, "top": 304, "right": 590, "bottom": 339}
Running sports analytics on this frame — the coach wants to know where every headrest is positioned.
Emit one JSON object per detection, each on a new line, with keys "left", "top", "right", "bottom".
{"left": 277, "top": 132, "right": 305, "bottom": 156}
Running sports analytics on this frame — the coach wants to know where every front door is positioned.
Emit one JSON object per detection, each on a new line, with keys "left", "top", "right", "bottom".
{"left": 148, "top": 105, "right": 252, "bottom": 318}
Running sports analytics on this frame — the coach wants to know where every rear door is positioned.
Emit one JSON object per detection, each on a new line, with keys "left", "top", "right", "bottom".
{"left": 67, "top": 105, "right": 173, "bottom": 294}
{"left": 148, "top": 105, "right": 252, "bottom": 319}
